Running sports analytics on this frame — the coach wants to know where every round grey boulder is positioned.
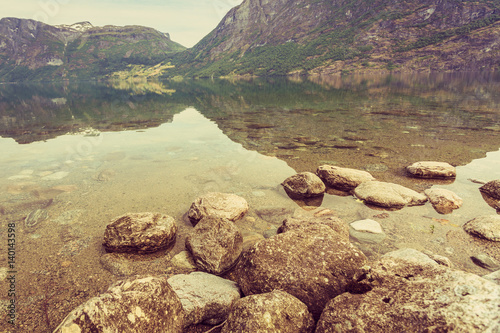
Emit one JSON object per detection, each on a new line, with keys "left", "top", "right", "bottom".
{"left": 221, "top": 290, "right": 314, "bottom": 333}
{"left": 463, "top": 215, "right": 500, "bottom": 241}
{"left": 185, "top": 216, "right": 243, "bottom": 275}
{"left": 187, "top": 192, "right": 248, "bottom": 226}
{"left": 281, "top": 172, "right": 326, "bottom": 199}
{"left": 406, "top": 161, "right": 456, "bottom": 179}
{"left": 103, "top": 212, "right": 177, "bottom": 253}
{"left": 316, "top": 165, "right": 374, "bottom": 191}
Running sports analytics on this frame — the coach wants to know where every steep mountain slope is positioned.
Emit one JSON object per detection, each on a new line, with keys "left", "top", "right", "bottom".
{"left": 0, "top": 18, "right": 185, "bottom": 81}
{"left": 170, "top": 0, "right": 500, "bottom": 77}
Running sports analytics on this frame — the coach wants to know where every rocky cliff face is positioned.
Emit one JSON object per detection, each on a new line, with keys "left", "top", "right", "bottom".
{"left": 0, "top": 17, "right": 185, "bottom": 81}
{"left": 172, "top": 0, "right": 500, "bottom": 76}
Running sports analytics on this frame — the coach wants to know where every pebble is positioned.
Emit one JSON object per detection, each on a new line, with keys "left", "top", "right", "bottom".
{"left": 350, "top": 219, "right": 383, "bottom": 234}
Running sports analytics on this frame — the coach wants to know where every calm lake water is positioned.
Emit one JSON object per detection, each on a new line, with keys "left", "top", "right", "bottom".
{"left": 1, "top": 73, "right": 500, "bottom": 331}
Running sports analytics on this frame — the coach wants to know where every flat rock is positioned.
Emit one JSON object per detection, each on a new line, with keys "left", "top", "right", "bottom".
{"left": 315, "top": 255, "right": 500, "bottom": 333}
{"left": 169, "top": 251, "right": 197, "bottom": 271}
{"left": 382, "top": 248, "right": 439, "bottom": 267}
{"left": 54, "top": 276, "right": 185, "bottom": 332}
{"left": 167, "top": 272, "right": 241, "bottom": 327}
{"left": 316, "top": 165, "right": 375, "bottom": 191}
{"left": 100, "top": 253, "right": 134, "bottom": 276}
{"left": 471, "top": 253, "right": 500, "bottom": 271}
{"left": 354, "top": 181, "right": 428, "bottom": 209}
{"left": 221, "top": 290, "right": 314, "bottom": 333}
{"left": 103, "top": 212, "right": 178, "bottom": 253}
{"left": 406, "top": 161, "right": 456, "bottom": 179}
{"left": 480, "top": 179, "right": 500, "bottom": 200}
{"left": 350, "top": 219, "right": 383, "bottom": 234}
{"left": 185, "top": 216, "right": 243, "bottom": 275}
{"left": 277, "top": 213, "right": 349, "bottom": 240}
{"left": 463, "top": 215, "right": 500, "bottom": 241}
{"left": 281, "top": 171, "right": 326, "bottom": 200}
{"left": 187, "top": 192, "right": 248, "bottom": 226}
{"left": 234, "top": 224, "right": 366, "bottom": 319}
{"left": 424, "top": 188, "right": 463, "bottom": 214}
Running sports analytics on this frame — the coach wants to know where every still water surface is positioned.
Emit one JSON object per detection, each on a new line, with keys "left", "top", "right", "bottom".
{"left": 0, "top": 73, "right": 500, "bottom": 331}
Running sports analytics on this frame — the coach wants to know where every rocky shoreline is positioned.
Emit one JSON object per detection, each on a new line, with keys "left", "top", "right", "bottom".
{"left": 54, "top": 161, "right": 500, "bottom": 332}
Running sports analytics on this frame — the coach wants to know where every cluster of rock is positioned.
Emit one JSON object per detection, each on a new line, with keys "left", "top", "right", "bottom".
{"left": 283, "top": 161, "right": 460, "bottom": 211}
{"left": 53, "top": 162, "right": 500, "bottom": 332}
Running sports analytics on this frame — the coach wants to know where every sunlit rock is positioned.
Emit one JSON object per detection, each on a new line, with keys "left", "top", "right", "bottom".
{"left": 424, "top": 188, "right": 463, "bottom": 214}
{"left": 354, "top": 181, "right": 427, "bottom": 208}
{"left": 316, "top": 165, "right": 374, "bottom": 191}
{"left": 281, "top": 171, "right": 326, "bottom": 200}
{"left": 406, "top": 161, "right": 456, "bottom": 179}
{"left": 463, "top": 215, "right": 500, "bottom": 242}
{"left": 187, "top": 192, "right": 248, "bottom": 226}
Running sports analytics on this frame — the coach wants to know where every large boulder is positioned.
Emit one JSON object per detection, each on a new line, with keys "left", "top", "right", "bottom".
{"left": 316, "top": 165, "right": 374, "bottom": 191}
{"left": 54, "top": 276, "right": 185, "bottom": 333}
{"left": 315, "top": 254, "right": 500, "bottom": 333}
{"left": 424, "top": 188, "right": 463, "bottom": 214}
{"left": 103, "top": 212, "right": 177, "bottom": 253}
{"left": 185, "top": 216, "right": 243, "bottom": 275}
{"left": 234, "top": 224, "right": 366, "bottom": 319}
{"left": 463, "top": 215, "right": 500, "bottom": 241}
{"left": 221, "top": 290, "right": 314, "bottom": 333}
{"left": 281, "top": 172, "right": 326, "bottom": 199}
{"left": 406, "top": 161, "right": 456, "bottom": 179}
{"left": 187, "top": 192, "right": 248, "bottom": 226}
{"left": 480, "top": 180, "right": 500, "bottom": 200}
{"left": 354, "top": 181, "right": 427, "bottom": 209}
{"left": 167, "top": 272, "right": 241, "bottom": 327}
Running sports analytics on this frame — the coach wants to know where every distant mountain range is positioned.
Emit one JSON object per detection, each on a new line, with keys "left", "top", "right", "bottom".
{"left": 0, "top": 17, "right": 185, "bottom": 81}
{"left": 1, "top": 0, "right": 499, "bottom": 81}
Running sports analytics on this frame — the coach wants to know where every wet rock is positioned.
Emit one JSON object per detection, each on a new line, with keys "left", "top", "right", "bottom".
{"left": 349, "top": 219, "right": 386, "bottom": 244}
{"left": 315, "top": 255, "right": 500, "bottom": 333}
{"left": 281, "top": 172, "right": 326, "bottom": 199}
{"left": 54, "top": 276, "right": 185, "bottom": 333}
{"left": 103, "top": 212, "right": 178, "bottom": 254}
{"left": 187, "top": 192, "right": 249, "bottom": 226}
{"left": 167, "top": 272, "right": 241, "bottom": 327}
{"left": 95, "top": 169, "right": 116, "bottom": 181}
{"left": 221, "top": 290, "right": 314, "bottom": 333}
{"left": 480, "top": 179, "right": 500, "bottom": 200}
{"left": 406, "top": 161, "right": 456, "bottom": 179}
{"left": 277, "top": 213, "right": 349, "bottom": 240}
{"left": 316, "top": 165, "right": 375, "bottom": 191}
{"left": 471, "top": 253, "right": 500, "bottom": 271}
{"left": 169, "top": 251, "right": 197, "bottom": 271}
{"left": 382, "top": 248, "right": 439, "bottom": 267}
{"left": 234, "top": 224, "right": 366, "bottom": 319}
{"left": 185, "top": 216, "right": 243, "bottom": 275}
{"left": 483, "top": 270, "right": 500, "bottom": 285}
{"left": 255, "top": 206, "right": 294, "bottom": 225}
{"left": 424, "top": 188, "right": 463, "bottom": 214}
{"left": 354, "top": 181, "right": 428, "bottom": 209}
{"left": 242, "top": 233, "right": 265, "bottom": 251}
{"left": 463, "top": 215, "right": 500, "bottom": 241}
{"left": 41, "top": 171, "right": 70, "bottom": 181}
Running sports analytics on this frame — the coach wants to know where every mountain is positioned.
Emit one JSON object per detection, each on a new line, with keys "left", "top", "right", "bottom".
{"left": 0, "top": 17, "right": 186, "bottom": 81}
{"left": 170, "top": 0, "right": 500, "bottom": 77}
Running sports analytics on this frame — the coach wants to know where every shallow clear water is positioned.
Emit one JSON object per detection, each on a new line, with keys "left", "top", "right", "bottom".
{"left": 0, "top": 74, "right": 499, "bottom": 331}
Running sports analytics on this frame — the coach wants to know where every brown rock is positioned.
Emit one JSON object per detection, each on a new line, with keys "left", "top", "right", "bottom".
{"left": 406, "top": 161, "right": 456, "bottom": 179}
{"left": 187, "top": 192, "right": 248, "bottom": 226}
{"left": 54, "top": 276, "right": 185, "bottom": 333}
{"left": 315, "top": 255, "right": 500, "bottom": 333}
{"left": 424, "top": 188, "right": 463, "bottom": 214}
{"left": 480, "top": 180, "right": 500, "bottom": 200}
{"left": 354, "top": 181, "right": 427, "bottom": 208}
{"left": 221, "top": 290, "right": 314, "bottom": 333}
{"left": 277, "top": 214, "right": 348, "bottom": 240}
{"left": 281, "top": 172, "right": 326, "bottom": 200}
{"left": 316, "top": 165, "right": 375, "bottom": 191}
{"left": 103, "top": 212, "right": 177, "bottom": 254}
{"left": 234, "top": 224, "right": 366, "bottom": 319}
{"left": 185, "top": 216, "right": 243, "bottom": 275}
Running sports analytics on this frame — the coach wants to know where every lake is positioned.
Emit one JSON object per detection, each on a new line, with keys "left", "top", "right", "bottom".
{"left": 1, "top": 73, "right": 500, "bottom": 331}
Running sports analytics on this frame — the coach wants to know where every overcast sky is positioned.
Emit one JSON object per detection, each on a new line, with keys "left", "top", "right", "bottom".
{"left": 2, "top": 0, "right": 244, "bottom": 47}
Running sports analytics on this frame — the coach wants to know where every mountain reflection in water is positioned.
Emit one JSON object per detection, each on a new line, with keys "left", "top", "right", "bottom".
{"left": 0, "top": 73, "right": 499, "bottom": 332}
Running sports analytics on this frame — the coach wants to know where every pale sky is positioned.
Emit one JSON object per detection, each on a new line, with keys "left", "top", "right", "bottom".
{"left": 1, "top": 0, "right": 244, "bottom": 47}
